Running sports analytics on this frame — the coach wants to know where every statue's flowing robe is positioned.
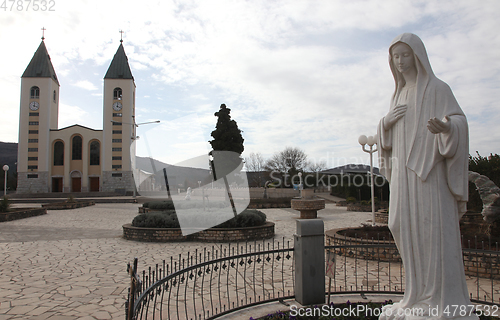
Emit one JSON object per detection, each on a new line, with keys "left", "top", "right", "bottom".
{"left": 378, "top": 33, "right": 476, "bottom": 319}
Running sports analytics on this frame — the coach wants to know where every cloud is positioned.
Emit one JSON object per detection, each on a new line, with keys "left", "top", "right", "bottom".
{"left": 73, "top": 80, "right": 98, "bottom": 91}
{"left": 58, "top": 103, "right": 91, "bottom": 129}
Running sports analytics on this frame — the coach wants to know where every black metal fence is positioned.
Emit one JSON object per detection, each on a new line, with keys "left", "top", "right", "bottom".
{"left": 126, "top": 238, "right": 500, "bottom": 320}
{"left": 126, "top": 239, "right": 294, "bottom": 320}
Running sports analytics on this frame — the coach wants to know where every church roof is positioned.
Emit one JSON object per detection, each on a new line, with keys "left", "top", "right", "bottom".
{"left": 104, "top": 43, "right": 134, "bottom": 80}
{"left": 51, "top": 124, "right": 102, "bottom": 132}
{"left": 22, "top": 41, "right": 59, "bottom": 85}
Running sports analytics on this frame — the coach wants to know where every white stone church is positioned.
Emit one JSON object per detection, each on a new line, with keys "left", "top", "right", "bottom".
{"left": 17, "top": 37, "right": 137, "bottom": 194}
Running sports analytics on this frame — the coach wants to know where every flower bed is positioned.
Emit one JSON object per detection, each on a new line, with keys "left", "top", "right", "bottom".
{"left": 126, "top": 206, "right": 275, "bottom": 242}
{"left": 0, "top": 207, "right": 47, "bottom": 222}
{"left": 42, "top": 200, "right": 95, "bottom": 210}
{"left": 123, "top": 221, "right": 275, "bottom": 242}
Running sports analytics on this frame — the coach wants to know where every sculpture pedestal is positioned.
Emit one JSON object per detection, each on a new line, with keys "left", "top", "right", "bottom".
{"left": 291, "top": 190, "right": 325, "bottom": 219}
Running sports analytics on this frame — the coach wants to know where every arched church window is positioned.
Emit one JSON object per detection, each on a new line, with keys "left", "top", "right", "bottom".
{"left": 113, "top": 87, "right": 122, "bottom": 100}
{"left": 53, "top": 90, "right": 57, "bottom": 102}
{"left": 30, "top": 86, "right": 40, "bottom": 99}
{"left": 89, "top": 141, "right": 100, "bottom": 165}
{"left": 72, "top": 136, "right": 82, "bottom": 160}
{"left": 53, "top": 141, "right": 64, "bottom": 166}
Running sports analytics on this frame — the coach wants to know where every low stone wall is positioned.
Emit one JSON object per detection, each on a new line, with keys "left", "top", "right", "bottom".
{"left": 249, "top": 188, "right": 300, "bottom": 199}
{"left": 42, "top": 201, "right": 96, "bottom": 210}
{"left": 248, "top": 198, "right": 292, "bottom": 209}
{"left": 123, "top": 221, "right": 275, "bottom": 242}
{"left": 326, "top": 228, "right": 401, "bottom": 262}
{"left": 460, "top": 212, "right": 484, "bottom": 225}
{"left": 0, "top": 208, "right": 47, "bottom": 222}
{"left": 347, "top": 204, "right": 380, "bottom": 212}
{"left": 375, "top": 211, "right": 388, "bottom": 224}
{"left": 326, "top": 228, "right": 499, "bottom": 279}
{"left": 463, "top": 250, "right": 500, "bottom": 280}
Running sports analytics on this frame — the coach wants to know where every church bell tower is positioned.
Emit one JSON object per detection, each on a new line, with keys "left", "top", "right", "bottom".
{"left": 17, "top": 36, "right": 60, "bottom": 193}
{"left": 101, "top": 38, "right": 136, "bottom": 193}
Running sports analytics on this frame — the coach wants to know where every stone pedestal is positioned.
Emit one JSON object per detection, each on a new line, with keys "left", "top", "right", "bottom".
{"left": 290, "top": 190, "right": 325, "bottom": 219}
{"left": 294, "top": 219, "right": 325, "bottom": 305}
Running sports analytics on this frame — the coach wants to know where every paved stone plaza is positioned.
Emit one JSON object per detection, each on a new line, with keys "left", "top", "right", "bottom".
{"left": 0, "top": 198, "right": 497, "bottom": 319}
{"left": 0, "top": 196, "right": 372, "bottom": 319}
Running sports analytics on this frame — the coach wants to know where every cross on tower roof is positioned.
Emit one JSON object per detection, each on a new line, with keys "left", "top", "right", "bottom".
{"left": 119, "top": 30, "right": 124, "bottom": 43}
{"left": 41, "top": 27, "right": 46, "bottom": 41}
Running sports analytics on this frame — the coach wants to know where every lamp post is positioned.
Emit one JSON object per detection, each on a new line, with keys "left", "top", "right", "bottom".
{"left": 3, "top": 165, "right": 9, "bottom": 197}
{"left": 358, "top": 135, "right": 378, "bottom": 226}
{"left": 298, "top": 172, "right": 303, "bottom": 197}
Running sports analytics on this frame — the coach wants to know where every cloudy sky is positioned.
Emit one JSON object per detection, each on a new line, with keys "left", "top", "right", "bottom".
{"left": 0, "top": 0, "right": 499, "bottom": 168}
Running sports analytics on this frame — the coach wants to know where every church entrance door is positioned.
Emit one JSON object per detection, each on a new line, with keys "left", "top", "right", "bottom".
{"left": 52, "top": 177, "right": 63, "bottom": 192}
{"left": 89, "top": 177, "right": 100, "bottom": 192}
{"left": 70, "top": 171, "right": 82, "bottom": 192}
{"left": 72, "top": 177, "right": 81, "bottom": 192}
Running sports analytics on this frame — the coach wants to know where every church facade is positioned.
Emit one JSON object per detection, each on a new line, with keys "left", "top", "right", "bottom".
{"left": 17, "top": 38, "right": 137, "bottom": 194}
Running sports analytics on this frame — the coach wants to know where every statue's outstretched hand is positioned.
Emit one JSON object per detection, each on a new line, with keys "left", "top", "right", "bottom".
{"left": 383, "top": 104, "right": 407, "bottom": 129}
{"left": 427, "top": 115, "right": 451, "bottom": 134}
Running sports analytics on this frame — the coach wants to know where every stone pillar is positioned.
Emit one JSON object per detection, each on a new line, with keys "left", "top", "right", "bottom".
{"left": 294, "top": 219, "right": 325, "bottom": 305}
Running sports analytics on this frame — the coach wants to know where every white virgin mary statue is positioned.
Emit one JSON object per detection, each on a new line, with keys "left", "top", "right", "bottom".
{"left": 378, "top": 33, "right": 477, "bottom": 320}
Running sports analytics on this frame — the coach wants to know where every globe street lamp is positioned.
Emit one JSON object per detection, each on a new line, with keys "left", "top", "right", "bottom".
{"left": 3, "top": 165, "right": 9, "bottom": 197}
{"left": 358, "top": 135, "right": 378, "bottom": 226}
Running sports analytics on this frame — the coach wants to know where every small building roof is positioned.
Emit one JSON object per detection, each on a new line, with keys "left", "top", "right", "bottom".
{"left": 22, "top": 40, "right": 59, "bottom": 85}
{"left": 321, "top": 164, "right": 381, "bottom": 175}
{"left": 104, "top": 43, "right": 134, "bottom": 80}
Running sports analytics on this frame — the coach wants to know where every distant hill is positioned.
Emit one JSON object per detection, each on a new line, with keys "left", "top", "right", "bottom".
{"left": 0, "top": 141, "right": 17, "bottom": 171}
{"left": 0, "top": 142, "right": 18, "bottom": 191}
{"left": 136, "top": 156, "right": 170, "bottom": 173}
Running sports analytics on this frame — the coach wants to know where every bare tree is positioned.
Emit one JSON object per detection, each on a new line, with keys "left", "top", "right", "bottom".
{"left": 244, "top": 152, "right": 266, "bottom": 187}
{"left": 244, "top": 152, "right": 265, "bottom": 172}
{"left": 307, "top": 160, "right": 327, "bottom": 173}
{"left": 265, "top": 147, "right": 309, "bottom": 187}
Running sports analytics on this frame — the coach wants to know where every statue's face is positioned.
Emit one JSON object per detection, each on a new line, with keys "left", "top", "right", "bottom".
{"left": 391, "top": 42, "right": 415, "bottom": 74}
